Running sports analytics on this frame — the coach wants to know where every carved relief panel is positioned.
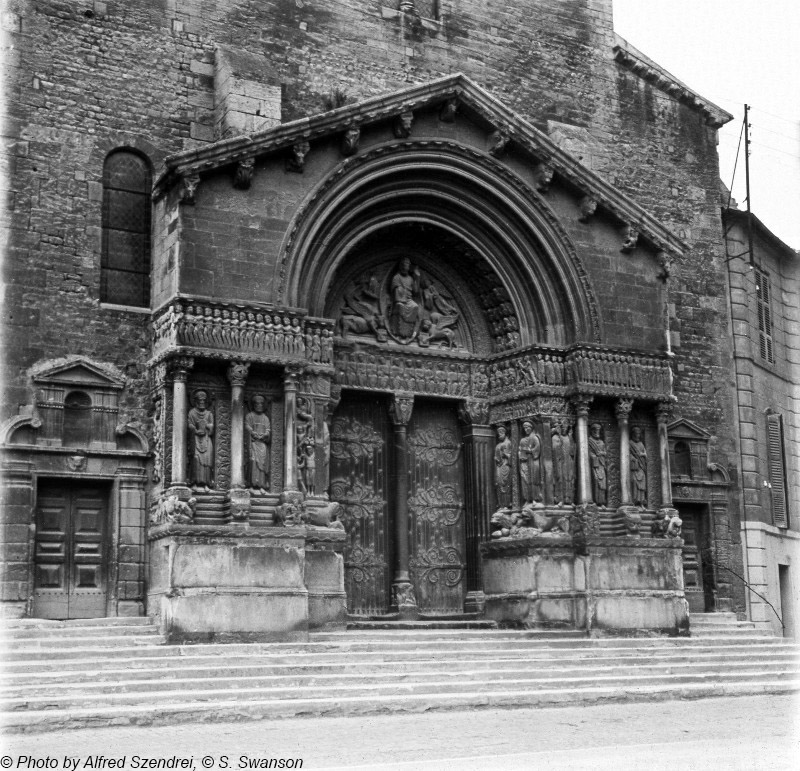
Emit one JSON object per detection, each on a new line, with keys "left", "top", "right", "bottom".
{"left": 630, "top": 409, "right": 661, "bottom": 511}
{"left": 333, "top": 258, "right": 467, "bottom": 350}
{"left": 407, "top": 400, "right": 466, "bottom": 615}
{"left": 244, "top": 374, "right": 284, "bottom": 494}
{"left": 329, "top": 393, "right": 392, "bottom": 616}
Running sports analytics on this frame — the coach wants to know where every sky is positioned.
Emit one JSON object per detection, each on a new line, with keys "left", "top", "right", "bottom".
{"left": 612, "top": 0, "right": 800, "bottom": 250}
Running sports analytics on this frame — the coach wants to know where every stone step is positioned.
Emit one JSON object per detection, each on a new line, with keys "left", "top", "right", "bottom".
{"left": 3, "top": 679, "right": 798, "bottom": 734}
{"left": 0, "top": 633, "right": 165, "bottom": 651}
{"left": 9, "top": 648, "right": 800, "bottom": 687}
{"left": 0, "top": 624, "right": 162, "bottom": 641}
{"left": 3, "top": 634, "right": 793, "bottom": 665}
{"left": 5, "top": 659, "right": 799, "bottom": 700}
{"left": 5, "top": 641, "right": 797, "bottom": 677}
{"left": 5, "top": 666, "right": 799, "bottom": 712}
{"left": 0, "top": 617, "right": 155, "bottom": 630}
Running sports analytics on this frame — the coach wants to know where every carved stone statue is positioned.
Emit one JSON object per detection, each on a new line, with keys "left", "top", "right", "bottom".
{"left": 518, "top": 420, "right": 542, "bottom": 504}
{"left": 245, "top": 394, "right": 271, "bottom": 492}
{"left": 494, "top": 424, "right": 512, "bottom": 509}
{"left": 187, "top": 390, "right": 214, "bottom": 489}
{"left": 390, "top": 258, "right": 422, "bottom": 339}
{"left": 551, "top": 420, "right": 575, "bottom": 506}
{"left": 298, "top": 441, "right": 316, "bottom": 496}
{"left": 588, "top": 422, "right": 608, "bottom": 507}
{"left": 339, "top": 272, "right": 383, "bottom": 339}
{"left": 630, "top": 426, "right": 648, "bottom": 508}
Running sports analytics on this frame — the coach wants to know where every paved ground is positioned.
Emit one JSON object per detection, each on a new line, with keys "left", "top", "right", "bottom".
{"left": 3, "top": 694, "right": 799, "bottom": 770}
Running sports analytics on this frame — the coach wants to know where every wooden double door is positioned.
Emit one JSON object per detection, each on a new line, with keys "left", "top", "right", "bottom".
{"left": 330, "top": 393, "right": 466, "bottom": 616}
{"left": 33, "top": 480, "right": 110, "bottom": 619}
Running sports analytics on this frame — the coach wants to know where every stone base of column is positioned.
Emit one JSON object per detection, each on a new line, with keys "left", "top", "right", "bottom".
{"left": 391, "top": 581, "right": 418, "bottom": 620}
{"left": 618, "top": 505, "right": 643, "bottom": 537}
{"left": 275, "top": 489, "right": 305, "bottom": 526}
{"left": 652, "top": 507, "right": 681, "bottom": 538}
{"left": 464, "top": 590, "right": 486, "bottom": 614}
{"left": 166, "top": 484, "right": 193, "bottom": 501}
{"left": 226, "top": 487, "right": 251, "bottom": 523}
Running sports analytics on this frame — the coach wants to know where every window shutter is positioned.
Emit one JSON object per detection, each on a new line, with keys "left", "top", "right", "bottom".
{"left": 756, "top": 268, "right": 775, "bottom": 364}
{"left": 766, "top": 413, "right": 788, "bottom": 527}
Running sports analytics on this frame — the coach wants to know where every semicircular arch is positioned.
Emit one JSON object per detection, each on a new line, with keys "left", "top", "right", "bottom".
{"left": 279, "top": 141, "right": 600, "bottom": 346}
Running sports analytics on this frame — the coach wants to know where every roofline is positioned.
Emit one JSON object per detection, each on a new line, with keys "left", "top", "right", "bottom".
{"left": 722, "top": 207, "right": 798, "bottom": 260}
{"left": 613, "top": 34, "right": 733, "bottom": 129}
{"left": 155, "top": 73, "right": 688, "bottom": 256}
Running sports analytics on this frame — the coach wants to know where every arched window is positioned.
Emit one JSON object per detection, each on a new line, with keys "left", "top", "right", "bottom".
{"left": 101, "top": 150, "right": 152, "bottom": 307}
{"left": 63, "top": 391, "right": 92, "bottom": 447}
{"left": 672, "top": 441, "right": 692, "bottom": 478}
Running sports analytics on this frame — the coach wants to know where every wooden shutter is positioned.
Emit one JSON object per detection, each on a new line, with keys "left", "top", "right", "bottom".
{"left": 767, "top": 413, "right": 788, "bottom": 527}
{"left": 756, "top": 268, "right": 775, "bottom": 364}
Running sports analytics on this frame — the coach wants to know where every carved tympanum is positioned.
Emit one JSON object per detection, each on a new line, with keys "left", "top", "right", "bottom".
{"left": 337, "top": 259, "right": 462, "bottom": 349}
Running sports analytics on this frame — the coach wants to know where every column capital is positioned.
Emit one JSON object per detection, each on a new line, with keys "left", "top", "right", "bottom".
{"left": 284, "top": 363, "right": 304, "bottom": 387}
{"left": 227, "top": 361, "right": 250, "bottom": 387}
{"left": 656, "top": 399, "right": 675, "bottom": 424}
{"left": 458, "top": 398, "right": 490, "bottom": 426}
{"left": 615, "top": 397, "right": 634, "bottom": 421}
{"left": 168, "top": 356, "right": 194, "bottom": 381}
{"left": 389, "top": 393, "right": 414, "bottom": 427}
{"left": 572, "top": 394, "right": 593, "bottom": 418}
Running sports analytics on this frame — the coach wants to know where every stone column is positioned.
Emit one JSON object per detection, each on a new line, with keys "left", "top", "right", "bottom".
{"left": 227, "top": 361, "right": 250, "bottom": 522}
{"left": 656, "top": 400, "right": 679, "bottom": 522}
{"left": 283, "top": 366, "right": 301, "bottom": 493}
{"left": 168, "top": 356, "right": 193, "bottom": 498}
{"left": 573, "top": 395, "right": 593, "bottom": 505}
{"left": 615, "top": 398, "right": 640, "bottom": 535}
{"left": 389, "top": 393, "right": 416, "bottom": 618}
{"left": 459, "top": 399, "right": 494, "bottom": 613}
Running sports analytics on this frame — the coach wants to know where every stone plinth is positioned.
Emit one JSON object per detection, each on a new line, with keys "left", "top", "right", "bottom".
{"left": 147, "top": 524, "right": 346, "bottom": 642}
{"left": 481, "top": 535, "right": 688, "bottom": 636}
{"left": 304, "top": 527, "right": 347, "bottom": 631}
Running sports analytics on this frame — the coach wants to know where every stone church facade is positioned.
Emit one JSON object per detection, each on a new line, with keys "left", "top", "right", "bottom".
{"left": 2, "top": 1, "right": 750, "bottom": 638}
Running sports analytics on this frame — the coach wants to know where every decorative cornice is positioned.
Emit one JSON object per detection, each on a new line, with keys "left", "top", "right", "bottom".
{"left": 153, "top": 74, "right": 687, "bottom": 257}
{"left": 613, "top": 34, "right": 733, "bottom": 129}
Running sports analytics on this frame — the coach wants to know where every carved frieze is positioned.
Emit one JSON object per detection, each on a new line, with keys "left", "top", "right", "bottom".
{"left": 151, "top": 299, "right": 334, "bottom": 366}
{"left": 334, "top": 348, "right": 471, "bottom": 399}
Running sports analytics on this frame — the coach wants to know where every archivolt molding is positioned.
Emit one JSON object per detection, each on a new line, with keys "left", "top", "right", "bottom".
{"left": 0, "top": 410, "right": 42, "bottom": 446}
{"left": 278, "top": 140, "right": 601, "bottom": 345}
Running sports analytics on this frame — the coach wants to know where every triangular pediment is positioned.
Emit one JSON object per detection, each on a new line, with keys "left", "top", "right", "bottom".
{"left": 31, "top": 356, "right": 125, "bottom": 389}
{"left": 667, "top": 418, "right": 711, "bottom": 441}
{"left": 156, "top": 74, "right": 687, "bottom": 258}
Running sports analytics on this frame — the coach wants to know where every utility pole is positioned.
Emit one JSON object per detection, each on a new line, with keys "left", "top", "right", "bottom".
{"left": 744, "top": 104, "right": 755, "bottom": 267}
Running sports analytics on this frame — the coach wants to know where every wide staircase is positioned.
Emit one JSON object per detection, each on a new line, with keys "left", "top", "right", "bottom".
{"left": 1, "top": 614, "right": 798, "bottom": 733}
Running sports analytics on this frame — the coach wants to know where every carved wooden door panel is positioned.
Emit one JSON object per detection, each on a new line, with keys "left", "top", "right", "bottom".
{"left": 33, "top": 481, "right": 109, "bottom": 619}
{"left": 407, "top": 400, "right": 466, "bottom": 614}
{"left": 330, "top": 394, "right": 392, "bottom": 616}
